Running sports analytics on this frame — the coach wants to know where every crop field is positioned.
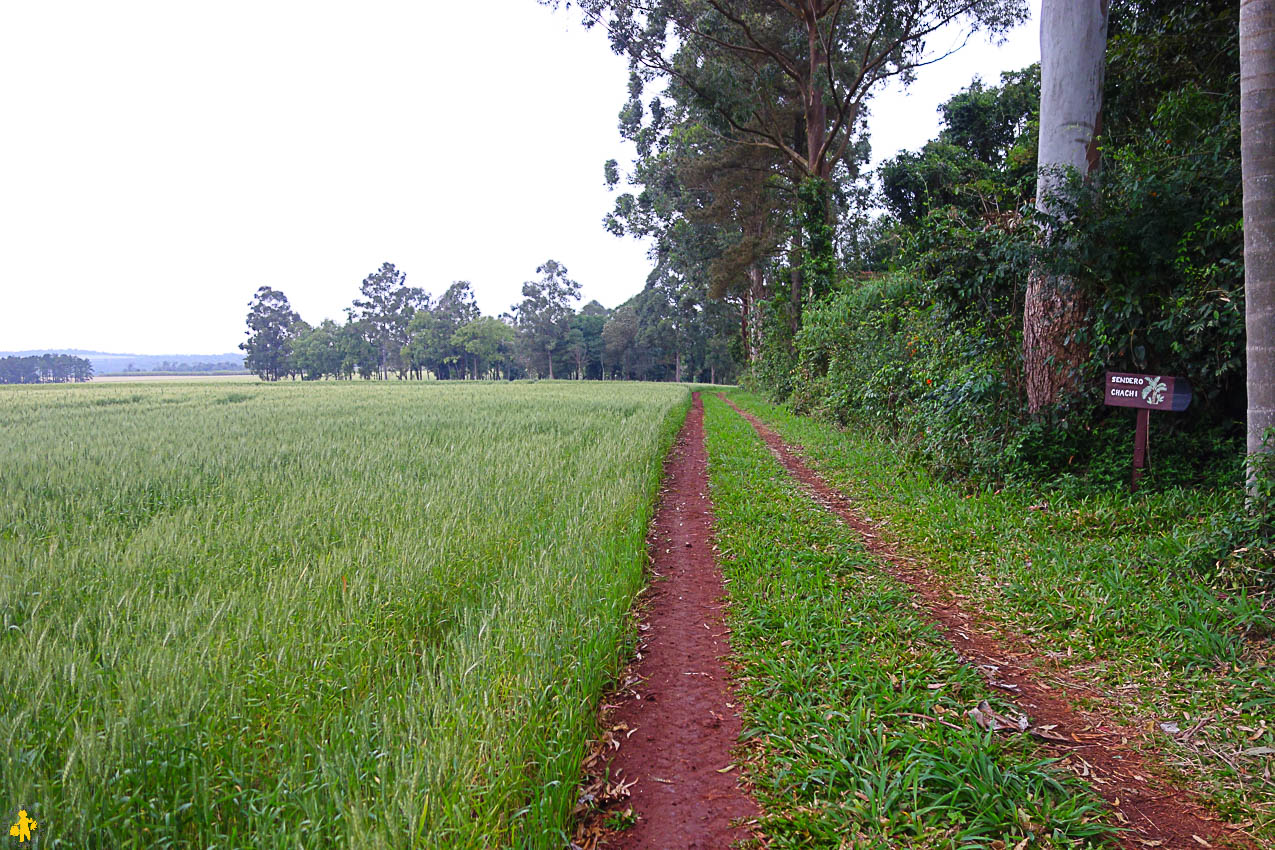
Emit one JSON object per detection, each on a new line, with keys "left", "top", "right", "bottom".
{"left": 0, "top": 380, "right": 688, "bottom": 848}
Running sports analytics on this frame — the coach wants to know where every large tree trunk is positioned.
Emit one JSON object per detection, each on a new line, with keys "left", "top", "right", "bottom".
{"left": 1023, "top": 0, "right": 1109, "bottom": 414}
{"left": 789, "top": 110, "right": 807, "bottom": 333}
{"left": 1243, "top": 0, "right": 1275, "bottom": 490}
{"left": 804, "top": 1, "right": 828, "bottom": 179}
{"left": 789, "top": 242, "right": 803, "bottom": 332}
{"left": 800, "top": 4, "right": 840, "bottom": 308}
{"left": 748, "top": 263, "right": 767, "bottom": 360}
{"left": 1022, "top": 273, "right": 1090, "bottom": 409}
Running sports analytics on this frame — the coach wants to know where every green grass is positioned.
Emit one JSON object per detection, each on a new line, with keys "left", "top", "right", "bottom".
{"left": 0, "top": 380, "right": 688, "bottom": 849}
{"left": 701, "top": 394, "right": 1110, "bottom": 848}
{"left": 724, "top": 390, "right": 1275, "bottom": 841}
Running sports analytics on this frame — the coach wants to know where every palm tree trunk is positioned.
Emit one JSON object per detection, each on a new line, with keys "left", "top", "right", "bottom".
{"left": 1243, "top": 0, "right": 1275, "bottom": 490}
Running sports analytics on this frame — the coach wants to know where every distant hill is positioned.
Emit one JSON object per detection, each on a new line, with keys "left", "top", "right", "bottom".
{"left": 0, "top": 350, "right": 246, "bottom": 375}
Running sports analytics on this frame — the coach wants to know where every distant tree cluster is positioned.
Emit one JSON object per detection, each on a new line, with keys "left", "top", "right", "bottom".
{"left": 139, "top": 360, "right": 244, "bottom": 373}
{"left": 0, "top": 354, "right": 93, "bottom": 384}
{"left": 242, "top": 260, "right": 742, "bottom": 383}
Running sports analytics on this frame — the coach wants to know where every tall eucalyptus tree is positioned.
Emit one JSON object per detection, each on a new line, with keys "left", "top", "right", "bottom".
{"left": 351, "top": 263, "right": 426, "bottom": 379}
{"left": 605, "top": 90, "right": 786, "bottom": 356}
{"left": 1023, "top": 0, "right": 1109, "bottom": 413}
{"left": 513, "top": 260, "right": 582, "bottom": 379}
{"left": 241, "top": 286, "right": 300, "bottom": 381}
{"left": 1242, "top": 0, "right": 1275, "bottom": 487}
{"left": 548, "top": 0, "right": 1027, "bottom": 316}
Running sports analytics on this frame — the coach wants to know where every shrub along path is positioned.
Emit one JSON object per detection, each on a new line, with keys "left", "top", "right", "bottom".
{"left": 719, "top": 393, "right": 1253, "bottom": 850}
{"left": 591, "top": 392, "right": 760, "bottom": 848}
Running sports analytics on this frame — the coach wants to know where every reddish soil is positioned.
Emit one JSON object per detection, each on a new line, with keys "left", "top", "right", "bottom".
{"left": 723, "top": 395, "right": 1255, "bottom": 850}
{"left": 589, "top": 393, "right": 759, "bottom": 849}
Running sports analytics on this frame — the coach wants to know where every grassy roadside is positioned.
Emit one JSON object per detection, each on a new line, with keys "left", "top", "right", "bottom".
{"left": 724, "top": 390, "right": 1275, "bottom": 841}
{"left": 701, "top": 393, "right": 1110, "bottom": 848}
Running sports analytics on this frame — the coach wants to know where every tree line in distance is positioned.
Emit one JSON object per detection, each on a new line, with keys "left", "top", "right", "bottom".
{"left": 242, "top": 260, "right": 742, "bottom": 384}
{"left": 0, "top": 354, "right": 94, "bottom": 385}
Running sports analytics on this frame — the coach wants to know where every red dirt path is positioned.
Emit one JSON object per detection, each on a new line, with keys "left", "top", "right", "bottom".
{"left": 598, "top": 393, "right": 760, "bottom": 849}
{"left": 723, "top": 395, "right": 1255, "bottom": 850}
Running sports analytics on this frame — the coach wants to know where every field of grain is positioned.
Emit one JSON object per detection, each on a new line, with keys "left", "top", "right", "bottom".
{"left": 0, "top": 380, "right": 688, "bottom": 848}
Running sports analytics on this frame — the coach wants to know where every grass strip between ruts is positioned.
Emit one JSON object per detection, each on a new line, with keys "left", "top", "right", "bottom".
{"left": 722, "top": 390, "right": 1275, "bottom": 840}
{"left": 701, "top": 393, "right": 1111, "bottom": 848}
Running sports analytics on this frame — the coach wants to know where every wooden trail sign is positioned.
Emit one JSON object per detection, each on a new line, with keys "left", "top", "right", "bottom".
{"left": 1103, "top": 372, "right": 1193, "bottom": 491}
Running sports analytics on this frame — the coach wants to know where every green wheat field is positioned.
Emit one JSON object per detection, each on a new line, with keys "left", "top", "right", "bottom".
{"left": 0, "top": 380, "right": 688, "bottom": 848}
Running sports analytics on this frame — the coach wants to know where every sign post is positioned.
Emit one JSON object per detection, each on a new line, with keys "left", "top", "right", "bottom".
{"left": 1103, "top": 372, "right": 1192, "bottom": 492}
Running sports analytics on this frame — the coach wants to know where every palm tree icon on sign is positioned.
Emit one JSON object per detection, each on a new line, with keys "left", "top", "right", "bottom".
{"left": 1141, "top": 376, "right": 1167, "bottom": 405}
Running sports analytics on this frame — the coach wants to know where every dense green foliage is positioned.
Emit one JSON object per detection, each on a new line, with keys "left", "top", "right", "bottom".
{"left": 780, "top": 0, "right": 1247, "bottom": 492}
{"left": 0, "top": 381, "right": 687, "bottom": 848}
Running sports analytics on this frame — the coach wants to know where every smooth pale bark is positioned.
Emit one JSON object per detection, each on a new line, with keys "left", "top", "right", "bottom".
{"left": 1023, "top": 0, "right": 1109, "bottom": 413}
{"left": 1242, "top": 0, "right": 1275, "bottom": 487}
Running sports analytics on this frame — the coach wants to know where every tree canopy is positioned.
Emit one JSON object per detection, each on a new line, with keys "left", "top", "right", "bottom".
{"left": 0, "top": 354, "right": 93, "bottom": 384}
{"left": 241, "top": 259, "right": 743, "bottom": 384}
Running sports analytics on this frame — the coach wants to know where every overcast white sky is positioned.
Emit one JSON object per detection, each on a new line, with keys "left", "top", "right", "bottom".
{"left": 0, "top": 1, "right": 1041, "bottom": 355}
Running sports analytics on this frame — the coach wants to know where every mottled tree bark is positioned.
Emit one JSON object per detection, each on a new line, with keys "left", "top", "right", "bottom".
{"left": 1243, "top": 0, "right": 1275, "bottom": 489}
{"left": 805, "top": 1, "right": 829, "bottom": 179}
{"left": 747, "top": 263, "right": 767, "bottom": 361}
{"left": 1023, "top": 0, "right": 1109, "bottom": 414}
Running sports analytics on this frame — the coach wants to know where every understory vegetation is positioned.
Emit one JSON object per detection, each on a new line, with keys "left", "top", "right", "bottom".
{"left": 726, "top": 390, "right": 1275, "bottom": 842}
{"left": 777, "top": 2, "right": 1247, "bottom": 496}
{"left": 0, "top": 381, "right": 687, "bottom": 848}
{"left": 702, "top": 393, "right": 1111, "bottom": 847}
